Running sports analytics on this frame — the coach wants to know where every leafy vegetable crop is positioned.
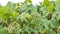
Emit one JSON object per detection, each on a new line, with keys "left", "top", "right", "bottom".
{"left": 0, "top": 0, "right": 60, "bottom": 34}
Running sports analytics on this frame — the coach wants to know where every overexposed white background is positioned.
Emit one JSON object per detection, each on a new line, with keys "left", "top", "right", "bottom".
{"left": 0, "top": 0, "right": 56, "bottom": 6}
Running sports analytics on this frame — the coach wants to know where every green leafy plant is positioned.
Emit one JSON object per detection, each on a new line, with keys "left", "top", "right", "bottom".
{"left": 0, "top": 0, "right": 60, "bottom": 34}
